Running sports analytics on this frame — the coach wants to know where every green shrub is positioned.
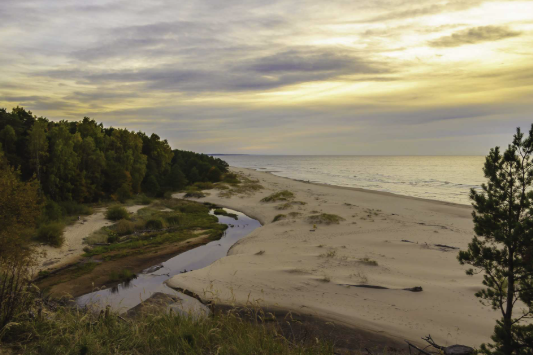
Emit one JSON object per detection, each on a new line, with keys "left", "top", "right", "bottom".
{"left": 43, "top": 200, "right": 62, "bottom": 221}
{"left": 139, "top": 194, "right": 153, "bottom": 205}
{"left": 116, "top": 183, "right": 133, "bottom": 203}
{"left": 261, "top": 190, "right": 294, "bottom": 202}
{"left": 272, "top": 214, "right": 286, "bottom": 222}
{"left": 37, "top": 222, "right": 65, "bottom": 247}
{"left": 145, "top": 218, "right": 165, "bottom": 230}
{"left": 107, "top": 231, "right": 119, "bottom": 244}
{"left": 58, "top": 200, "right": 93, "bottom": 216}
{"left": 115, "top": 219, "right": 135, "bottom": 235}
{"left": 106, "top": 206, "right": 130, "bottom": 221}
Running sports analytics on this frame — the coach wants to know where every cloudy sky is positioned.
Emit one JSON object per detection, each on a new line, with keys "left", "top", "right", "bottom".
{"left": 1, "top": 0, "right": 532, "bottom": 155}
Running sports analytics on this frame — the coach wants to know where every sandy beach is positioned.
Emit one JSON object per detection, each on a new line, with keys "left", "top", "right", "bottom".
{"left": 168, "top": 167, "right": 498, "bottom": 347}
{"left": 34, "top": 205, "right": 144, "bottom": 273}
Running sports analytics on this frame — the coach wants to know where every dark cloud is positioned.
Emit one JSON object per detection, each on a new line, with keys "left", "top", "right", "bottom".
{"left": 429, "top": 26, "right": 521, "bottom": 47}
{"left": 38, "top": 48, "right": 389, "bottom": 93}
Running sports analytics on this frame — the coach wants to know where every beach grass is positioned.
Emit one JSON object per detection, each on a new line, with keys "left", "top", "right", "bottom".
{"left": 306, "top": 213, "right": 345, "bottom": 225}
{"left": 0, "top": 306, "right": 334, "bottom": 354}
{"left": 261, "top": 190, "right": 295, "bottom": 202}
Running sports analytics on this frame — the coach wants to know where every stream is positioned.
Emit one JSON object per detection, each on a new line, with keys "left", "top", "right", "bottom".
{"left": 76, "top": 208, "right": 261, "bottom": 314}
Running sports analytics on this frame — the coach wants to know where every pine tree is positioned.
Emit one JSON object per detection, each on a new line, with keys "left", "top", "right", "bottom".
{"left": 458, "top": 127, "right": 533, "bottom": 354}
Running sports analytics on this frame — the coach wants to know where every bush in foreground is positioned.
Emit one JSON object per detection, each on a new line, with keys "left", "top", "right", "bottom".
{"left": 36, "top": 222, "right": 65, "bottom": 247}
{"left": 1, "top": 307, "right": 333, "bottom": 354}
{"left": 105, "top": 206, "right": 130, "bottom": 221}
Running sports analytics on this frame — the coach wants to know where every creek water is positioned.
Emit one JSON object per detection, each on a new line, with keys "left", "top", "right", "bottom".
{"left": 76, "top": 208, "right": 261, "bottom": 314}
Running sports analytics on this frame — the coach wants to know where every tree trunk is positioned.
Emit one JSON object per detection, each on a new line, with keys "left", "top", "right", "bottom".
{"left": 504, "top": 249, "right": 515, "bottom": 354}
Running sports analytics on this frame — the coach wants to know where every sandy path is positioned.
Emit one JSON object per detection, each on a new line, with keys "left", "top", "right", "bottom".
{"left": 168, "top": 167, "right": 501, "bottom": 347}
{"left": 35, "top": 205, "right": 145, "bottom": 273}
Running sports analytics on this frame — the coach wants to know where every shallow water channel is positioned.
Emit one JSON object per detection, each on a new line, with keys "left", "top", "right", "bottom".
{"left": 76, "top": 208, "right": 261, "bottom": 314}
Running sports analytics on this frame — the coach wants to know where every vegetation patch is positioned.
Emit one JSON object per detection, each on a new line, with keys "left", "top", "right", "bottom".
{"left": 359, "top": 257, "right": 378, "bottom": 266}
{"left": 36, "top": 222, "right": 65, "bottom": 247}
{"left": 306, "top": 213, "right": 345, "bottom": 225}
{"left": 275, "top": 201, "right": 306, "bottom": 210}
{"left": 213, "top": 209, "right": 238, "bottom": 220}
{"left": 1, "top": 306, "right": 333, "bottom": 354}
{"left": 288, "top": 212, "right": 302, "bottom": 218}
{"left": 106, "top": 205, "right": 130, "bottom": 221}
{"left": 109, "top": 268, "right": 136, "bottom": 282}
{"left": 261, "top": 190, "right": 295, "bottom": 202}
{"left": 218, "top": 175, "right": 264, "bottom": 198}
{"left": 272, "top": 214, "right": 287, "bottom": 223}
{"left": 184, "top": 191, "right": 206, "bottom": 199}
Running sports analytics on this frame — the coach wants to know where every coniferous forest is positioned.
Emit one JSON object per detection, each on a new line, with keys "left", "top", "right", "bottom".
{"left": 0, "top": 107, "right": 228, "bottom": 206}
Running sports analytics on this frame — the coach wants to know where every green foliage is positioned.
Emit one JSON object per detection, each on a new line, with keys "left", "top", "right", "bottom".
{"left": 306, "top": 213, "right": 345, "bottom": 225}
{"left": 184, "top": 191, "right": 206, "bottom": 198}
{"left": 115, "top": 219, "right": 135, "bottom": 236}
{"left": 1, "top": 306, "right": 333, "bottom": 354}
{"left": 458, "top": 126, "right": 533, "bottom": 354}
{"left": 105, "top": 206, "right": 130, "bottom": 221}
{"left": 145, "top": 218, "right": 165, "bottom": 230}
{"left": 0, "top": 107, "right": 228, "bottom": 207}
{"left": 261, "top": 190, "right": 294, "bottom": 202}
{"left": 43, "top": 200, "right": 63, "bottom": 221}
{"left": 37, "top": 222, "right": 65, "bottom": 247}
{"left": 194, "top": 181, "right": 214, "bottom": 190}
{"left": 109, "top": 269, "right": 135, "bottom": 282}
{"left": 58, "top": 200, "right": 92, "bottom": 216}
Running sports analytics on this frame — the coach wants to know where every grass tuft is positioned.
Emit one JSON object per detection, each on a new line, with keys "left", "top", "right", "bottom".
{"left": 272, "top": 214, "right": 287, "bottom": 222}
{"left": 36, "top": 222, "right": 65, "bottom": 247}
{"left": 106, "top": 205, "right": 130, "bottom": 221}
{"left": 306, "top": 213, "right": 345, "bottom": 225}
{"left": 261, "top": 190, "right": 295, "bottom": 202}
{"left": 359, "top": 257, "right": 379, "bottom": 266}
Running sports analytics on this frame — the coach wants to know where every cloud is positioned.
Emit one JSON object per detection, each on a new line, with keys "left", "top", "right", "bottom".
{"left": 429, "top": 26, "right": 521, "bottom": 47}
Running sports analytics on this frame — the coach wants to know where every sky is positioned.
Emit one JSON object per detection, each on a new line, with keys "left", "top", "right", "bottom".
{"left": 1, "top": 0, "right": 532, "bottom": 155}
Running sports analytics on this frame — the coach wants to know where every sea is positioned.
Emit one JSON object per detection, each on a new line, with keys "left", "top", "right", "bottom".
{"left": 217, "top": 155, "right": 485, "bottom": 206}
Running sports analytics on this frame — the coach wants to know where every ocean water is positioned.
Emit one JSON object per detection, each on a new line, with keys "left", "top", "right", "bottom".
{"left": 218, "top": 155, "right": 486, "bottom": 205}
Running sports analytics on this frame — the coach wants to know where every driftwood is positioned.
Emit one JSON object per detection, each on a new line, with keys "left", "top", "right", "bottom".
{"left": 434, "top": 244, "right": 459, "bottom": 250}
{"left": 338, "top": 284, "right": 423, "bottom": 292}
{"left": 422, "top": 335, "right": 474, "bottom": 355}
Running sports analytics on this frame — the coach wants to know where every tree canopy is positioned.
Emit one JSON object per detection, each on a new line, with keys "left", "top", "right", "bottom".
{"left": 0, "top": 107, "right": 229, "bottom": 204}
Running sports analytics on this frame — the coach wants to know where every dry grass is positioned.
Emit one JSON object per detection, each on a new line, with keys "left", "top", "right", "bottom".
{"left": 272, "top": 214, "right": 287, "bottom": 222}
{"left": 359, "top": 257, "right": 379, "bottom": 266}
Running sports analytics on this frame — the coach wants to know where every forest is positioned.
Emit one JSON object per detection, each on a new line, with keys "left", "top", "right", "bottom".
{"left": 0, "top": 107, "right": 228, "bottom": 215}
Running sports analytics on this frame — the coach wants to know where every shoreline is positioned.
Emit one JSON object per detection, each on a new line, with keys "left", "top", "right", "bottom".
{"left": 168, "top": 166, "right": 498, "bottom": 347}
{"left": 258, "top": 168, "right": 473, "bottom": 209}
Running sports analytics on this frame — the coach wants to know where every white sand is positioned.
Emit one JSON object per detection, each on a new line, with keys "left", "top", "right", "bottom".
{"left": 35, "top": 205, "right": 144, "bottom": 273}
{"left": 168, "top": 167, "right": 498, "bottom": 347}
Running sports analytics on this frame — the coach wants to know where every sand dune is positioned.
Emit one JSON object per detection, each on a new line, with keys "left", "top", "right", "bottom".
{"left": 35, "top": 205, "right": 144, "bottom": 273}
{"left": 168, "top": 167, "right": 498, "bottom": 347}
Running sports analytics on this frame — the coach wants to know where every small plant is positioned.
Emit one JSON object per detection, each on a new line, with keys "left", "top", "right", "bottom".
{"left": 115, "top": 219, "right": 135, "bottom": 235}
{"left": 261, "top": 190, "right": 295, "bottom": 202}
{"left": 193, "top": 182, "right": 214, "bottom": 190}
{"left": 272, "top": 214, "right": 286, "bottom": 222}
{"left": 255, "top": 250, "right": 265, "bottom": 255}
{"left": 37, "top": 222, "right": 65, "bottom": 247}
{"left": 275, "top": 202, "right": 293, "bottom": 210}
{"left": 307, "top": 213, "right": 345, "bottom": 225}
{"left": 107, "top": 230, "right": 119, "bottom": 244}
{"left": 106, "top": 206, "right": 130, "bottom": 221}
{"left": 145, "top": 218, "right": 165, "bottom": 230}
{"left": 109, "top": 269, "right": 136, "bottom": 282}
{"left": 288, "top": 212, "right": 302, "bottom": 218}
{"left": 223, "top": 172, "right": 240, "bottom": 184}
{"left": 359, "top": 257, "right": 378, "bottom": 266}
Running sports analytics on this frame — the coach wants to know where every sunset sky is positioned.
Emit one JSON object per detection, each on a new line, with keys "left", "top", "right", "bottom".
{"left": 1, "top": 0, "right": 532, "bottom": 155}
